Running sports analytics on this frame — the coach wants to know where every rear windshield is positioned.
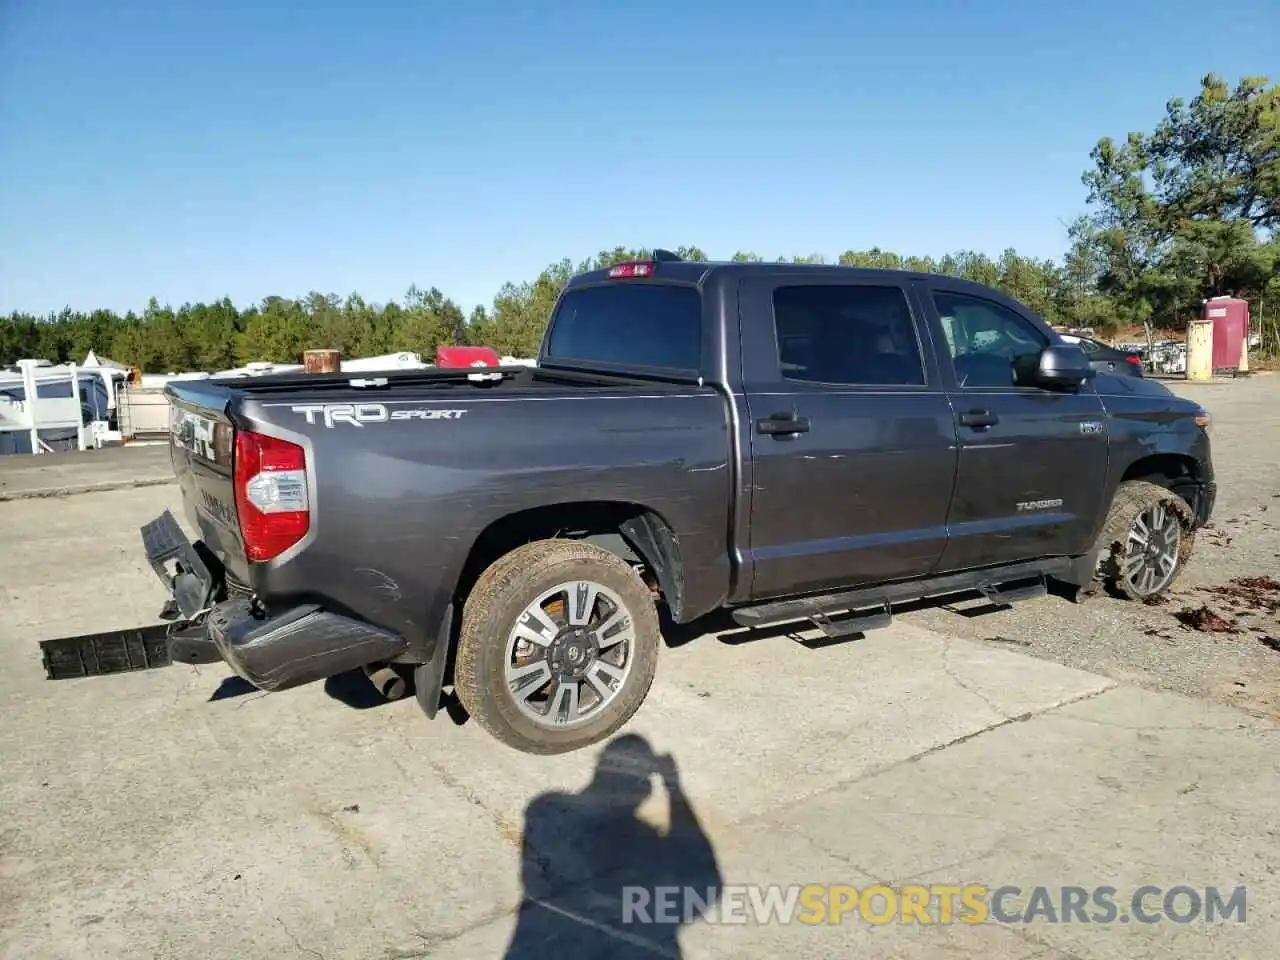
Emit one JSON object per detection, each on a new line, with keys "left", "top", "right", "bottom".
{"left": 544, "top": 283, "right": 702, "bottom": 371}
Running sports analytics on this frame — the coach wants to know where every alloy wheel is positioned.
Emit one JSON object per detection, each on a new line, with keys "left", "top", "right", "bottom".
{"left": 1122, "top": 502, "right": 1182, "bottom": 596}
{"left": 504, "top": 580, "right": 637, "bottom": 728}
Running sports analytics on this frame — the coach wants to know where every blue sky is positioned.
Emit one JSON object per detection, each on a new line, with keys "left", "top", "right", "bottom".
{"left": 1, "top": 0, "right": 1276, "bottom": 317}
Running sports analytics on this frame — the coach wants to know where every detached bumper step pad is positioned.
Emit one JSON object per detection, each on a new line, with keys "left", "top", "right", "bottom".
{"left": 40, "top": 624, "right": 176, "bottom": 680}
{"left": 140, "top": 509, "right": 218, "bottom": 619}
{"left": 140, "top": 509, "right": 190, "bottom": 566}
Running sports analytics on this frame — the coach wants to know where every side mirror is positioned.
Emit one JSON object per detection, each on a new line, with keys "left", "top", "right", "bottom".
{"left": 1036, "top": 343, "right": 1095, "bottom": 389}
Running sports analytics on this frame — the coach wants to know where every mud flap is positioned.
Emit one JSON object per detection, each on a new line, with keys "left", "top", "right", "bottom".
{"left": 414, "top": 603, "right": 453, "bottom": 720}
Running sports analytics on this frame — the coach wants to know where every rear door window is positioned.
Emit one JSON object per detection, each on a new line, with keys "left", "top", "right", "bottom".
{"left": 545, "top": 283, "right": 702, "bottom": 371}
{"left": 772, "top": 284, "right": 926, "bottom": 386}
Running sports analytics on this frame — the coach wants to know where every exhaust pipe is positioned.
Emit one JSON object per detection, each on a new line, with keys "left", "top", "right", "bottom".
{"left": 363, "top": 663, "right": 408, "bottom": 701}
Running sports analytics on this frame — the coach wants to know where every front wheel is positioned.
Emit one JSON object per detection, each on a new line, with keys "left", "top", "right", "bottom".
{"left": 1097, "top": 480, "right": 1196, "bottom": 601}
{"left": 453, "top": 539, "right": 662, "bottom": 754}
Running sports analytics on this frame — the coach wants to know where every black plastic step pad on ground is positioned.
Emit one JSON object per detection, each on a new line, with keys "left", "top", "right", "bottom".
{"left": 39, "top": 624, "right": 175, "bottom": 679}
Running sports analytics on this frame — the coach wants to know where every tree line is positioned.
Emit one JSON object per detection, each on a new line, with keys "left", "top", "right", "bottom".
{"left": 3, "top": 73, "right": 1277, "bottom": 372}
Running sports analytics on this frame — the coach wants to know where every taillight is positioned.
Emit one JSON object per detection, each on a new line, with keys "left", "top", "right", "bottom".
{"left": 1125, "top": 354, "right": 1142, "bottom": 366}
{"left": 234, "top": 430, "right": 310, "bottom": 562}
{"left": 607, "top": 261, "right": 654, "bottom": 278}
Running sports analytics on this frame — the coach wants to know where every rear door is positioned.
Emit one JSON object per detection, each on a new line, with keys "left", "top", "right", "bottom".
{"left": 739, "top": 274, "right": 959, "bottom": 600}
{"left": 920, "top": 280, "right": 1110, "bottom": 571}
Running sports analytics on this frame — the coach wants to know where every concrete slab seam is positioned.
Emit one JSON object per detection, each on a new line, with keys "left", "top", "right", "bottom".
{"left": 731, "top": 681, "right": 1120, "bottom": 832}
{"left": 0, "top": 477, "right": 176, "bottom": 501}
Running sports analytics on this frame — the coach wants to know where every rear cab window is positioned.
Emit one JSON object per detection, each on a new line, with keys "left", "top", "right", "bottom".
{"left": 544, "top": 283, "right": 702, "bottom": 372}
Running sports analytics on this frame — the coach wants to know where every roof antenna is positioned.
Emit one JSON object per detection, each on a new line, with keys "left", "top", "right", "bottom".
{"left": 651, "top": 248, "right": 682, "bottom": 262}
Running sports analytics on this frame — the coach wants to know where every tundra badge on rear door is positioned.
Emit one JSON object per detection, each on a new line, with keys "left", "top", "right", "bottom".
{"left": 1016, "top": 498, "right": 1064, "bottom": 512}
{"left": 290, "top": 403, "right": 468, "bottom": 428}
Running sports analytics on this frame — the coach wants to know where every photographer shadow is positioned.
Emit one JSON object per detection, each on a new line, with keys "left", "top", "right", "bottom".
{"left": 504, "top": 734, "right": 722, "bottom": 959}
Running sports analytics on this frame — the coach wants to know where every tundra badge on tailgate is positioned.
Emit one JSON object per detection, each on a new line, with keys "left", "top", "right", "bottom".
{"left": 290, "top": 403, "right": 468, "bottom": 428}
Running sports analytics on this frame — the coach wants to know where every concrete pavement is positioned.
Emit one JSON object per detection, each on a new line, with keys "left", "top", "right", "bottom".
{"left": 1, "top": 486, "right": 1276, "bottom": 959}
{"left": 0, "top": 443, "right": 173, "bottom": 500}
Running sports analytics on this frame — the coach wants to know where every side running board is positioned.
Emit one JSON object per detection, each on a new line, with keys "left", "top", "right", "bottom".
{"left": 810, "top": 602, "right": 892, "bottom": 639}
{"left": 977, "top": 578, "right": 1048, "bottom": 606}
{"left": 730, "top": 560, "right": 1067, "bottom": 639}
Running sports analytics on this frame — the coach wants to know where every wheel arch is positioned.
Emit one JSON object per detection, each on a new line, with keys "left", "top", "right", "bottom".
{"left": 1117, "top": 452, "right": 1205, "bottom": 512}
{"left": 453, "top": 500, "right": 686, "bottom": 620}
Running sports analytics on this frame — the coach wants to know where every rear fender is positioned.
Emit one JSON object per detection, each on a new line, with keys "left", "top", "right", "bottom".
{"left": 619, "top": 512, "right": 686, "bottom": 621}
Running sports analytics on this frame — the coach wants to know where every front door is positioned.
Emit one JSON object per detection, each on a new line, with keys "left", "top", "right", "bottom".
{"left": 920, "top": 281, "right": 1110, "bottom": 572}
{"left": 739, "top": 276, "right": 959, "bottom": 600}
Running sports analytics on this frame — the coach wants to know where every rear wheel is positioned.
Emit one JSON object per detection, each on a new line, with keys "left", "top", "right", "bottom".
{"left": 453, "top": 539, "right": 661, "bottom": 754}
{"left": 1097, "top": 480, "right": 1195, "bottom": 601}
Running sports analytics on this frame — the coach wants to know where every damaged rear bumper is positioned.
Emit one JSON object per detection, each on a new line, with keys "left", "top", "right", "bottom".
{"left": 140, "top": 511, "right": 407, "bottom": 692}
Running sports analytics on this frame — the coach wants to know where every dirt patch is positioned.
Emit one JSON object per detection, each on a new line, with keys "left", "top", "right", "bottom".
{"left": 983, "top": 635, "right": 1031, "bottom": 647}
{"left": 1203, "top": 523, "right": 1235, "bottom": 548}
{"left": 1211, "top": 674, "right": 1280, "bottom": 721}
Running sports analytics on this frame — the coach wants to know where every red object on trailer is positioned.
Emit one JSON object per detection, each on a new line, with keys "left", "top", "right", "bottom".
{"left": 435, "top": 345, "right": 501, "bottom": 368}
{"left": 1204, "top": 297, "right": 1249, "bottom": 372}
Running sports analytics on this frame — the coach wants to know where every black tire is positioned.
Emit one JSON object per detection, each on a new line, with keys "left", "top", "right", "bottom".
{"left": 1096, "top": 480, "right": 1196, "bottom": 601}
{"left": 453, "top": 539, "right": 662, "bottom": 755}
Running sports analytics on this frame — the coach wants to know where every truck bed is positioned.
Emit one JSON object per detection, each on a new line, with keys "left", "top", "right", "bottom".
{"left": 199, "top": 362, "right": 703, "bottom": 396}
{"left": 162, "top": 361, "right": 736, "bottom": 670}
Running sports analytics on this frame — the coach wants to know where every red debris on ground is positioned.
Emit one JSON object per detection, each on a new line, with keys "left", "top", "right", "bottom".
{"left": 1172, "top": 605, "right": 1241, "bottom": 634}
{"left": 1201, "top": 576, "right": 1280, "bottom": 614}
{"left": 1234, "top": 574, "right": 1280, "bottom": 591}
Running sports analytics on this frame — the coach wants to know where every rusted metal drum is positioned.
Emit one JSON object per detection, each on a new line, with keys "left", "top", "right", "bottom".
{"left": 303, "top": 349, "right": 341, "bottom": 373}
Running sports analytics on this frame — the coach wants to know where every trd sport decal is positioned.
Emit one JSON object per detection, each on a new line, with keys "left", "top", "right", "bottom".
{"left": 290, "top": 403, "right": 468, "bottom": 428}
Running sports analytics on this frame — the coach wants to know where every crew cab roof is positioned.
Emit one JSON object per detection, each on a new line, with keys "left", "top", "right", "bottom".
{"left": 562, "top": 258, "right": 1061, "bottom": 330}
{"left": 565, "top": 259, "right": 936, "bottom": 287}
{"left": 565, "top": 259, "right": 1014, "bottom": 297}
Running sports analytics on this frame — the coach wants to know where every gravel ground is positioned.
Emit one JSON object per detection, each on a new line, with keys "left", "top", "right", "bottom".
{"left": 905, "top": 373, "right": 1280, "bottom": 721}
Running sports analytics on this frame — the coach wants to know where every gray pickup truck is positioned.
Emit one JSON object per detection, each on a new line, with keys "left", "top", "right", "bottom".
{"left": 146, "top": 252, "right": 1216, "bottom": 754}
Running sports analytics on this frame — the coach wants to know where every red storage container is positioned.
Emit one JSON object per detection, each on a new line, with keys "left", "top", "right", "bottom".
{"left": 1204, "top": 297, "right": 1248, "bottom": 372}
{"left": 435, "top": 345, "right": 501, "bottom": 368}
